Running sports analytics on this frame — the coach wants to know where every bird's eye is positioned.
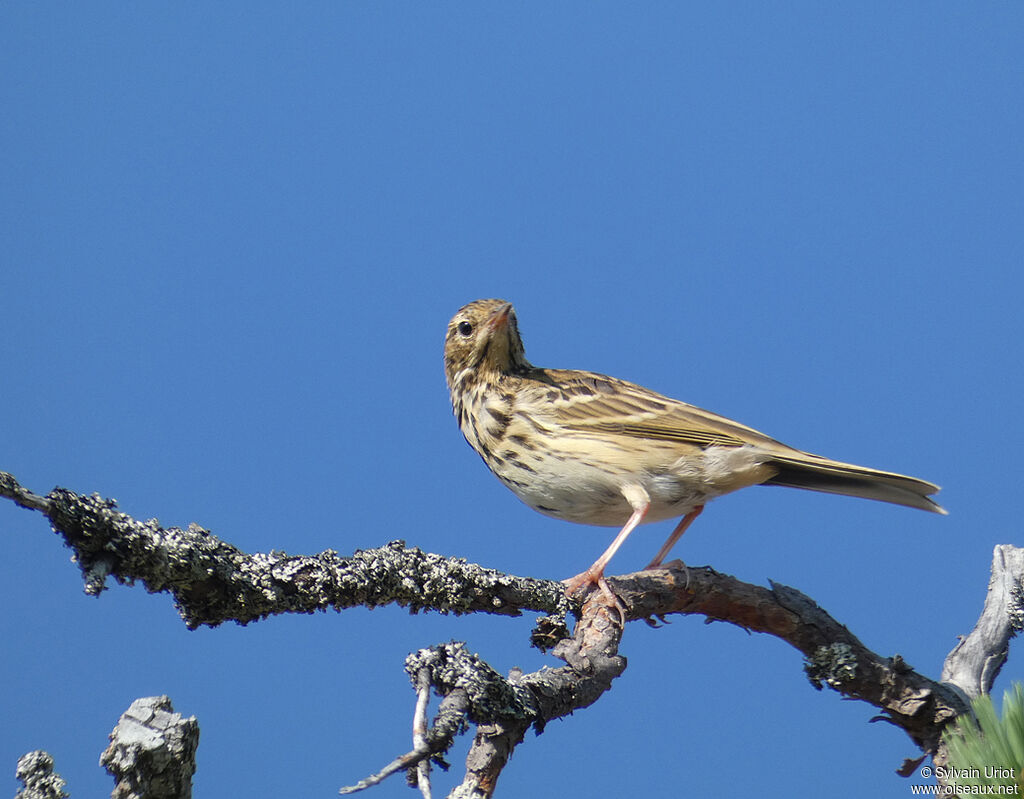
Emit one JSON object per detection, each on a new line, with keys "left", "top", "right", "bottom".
{"left": 457, "top": 321, "right": 473, "bottom": 337}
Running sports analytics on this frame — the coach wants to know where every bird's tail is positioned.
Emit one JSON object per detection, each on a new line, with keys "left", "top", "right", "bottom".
{"left": 762, "top": 454, "right": 946, "bottom": 514}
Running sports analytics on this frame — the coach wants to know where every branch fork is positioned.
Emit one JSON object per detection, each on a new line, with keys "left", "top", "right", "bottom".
{"left": 1, "top": 470, "right": 1018, "bottom": 796}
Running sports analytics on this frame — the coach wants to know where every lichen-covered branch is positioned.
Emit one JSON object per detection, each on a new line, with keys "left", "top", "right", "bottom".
{"left": 0, "top": 472, "right": 572, "bottom": 630}
{"left": 451, "top": 601, "right": 625, "bottom": 798}
{"left": 345, "top": 597, "right": 626, "bottom": 798}
{"left": 15, "top": 752, "right": 68, "bottom": 799}
{"left": 1, "top": 469, "right": 1011, "bottom": 793}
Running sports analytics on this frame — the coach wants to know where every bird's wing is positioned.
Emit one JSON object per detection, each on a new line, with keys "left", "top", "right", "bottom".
{"left": 530, "top": 368, "right": 800, "bottom": 453}
{"left": 524, "top": 368, "right": 944, "bottom": 513}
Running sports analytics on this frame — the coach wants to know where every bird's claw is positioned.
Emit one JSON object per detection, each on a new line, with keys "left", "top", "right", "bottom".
{"left": 562, "top": 571, "right": 628, "bottom": 628}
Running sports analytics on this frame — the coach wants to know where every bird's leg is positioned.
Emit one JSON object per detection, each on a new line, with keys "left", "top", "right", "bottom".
{"left": 563, "top": 504, "right": 647, "bottom": 593}
{"left": 563, "top": 486, "right": 649, "bottom": 625}
{"left": 644, "top": 504, "right": 704, "bottom": 570}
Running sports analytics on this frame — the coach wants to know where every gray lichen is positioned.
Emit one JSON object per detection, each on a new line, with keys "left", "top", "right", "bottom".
{"left": 15, "top": 751, "right": 68, "bottom": 799}
{"left": 405, "top": 642, "right": 540, "bottom": 724}
{"left": 36, "top": 487, "right": 573, "bottom": 633}
{"left": 1008, "top": 582, "right": 1024, "bottom": 633}
{"left": 805, "top": 642, "right": 858, "bottom": 690}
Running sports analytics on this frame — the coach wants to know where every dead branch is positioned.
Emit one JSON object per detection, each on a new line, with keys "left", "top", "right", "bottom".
{"left": 941, "top": 544, "right": 1024, "bottom": 699}
{"left": 1, "top": 469, "right": 1010, "bottom": 795}
{"left": 13, "top": 697, "right": 198, "bottom": 799}
{"left": 101, "top": 696, "right": 199, "bottom": 799}
{"left": 0, "top": 472, "right": 572, "bottom": 630}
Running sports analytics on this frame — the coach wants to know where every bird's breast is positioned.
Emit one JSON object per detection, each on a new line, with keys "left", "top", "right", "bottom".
{"left": 453, "top": 380, "right": 775, "bottom": 527}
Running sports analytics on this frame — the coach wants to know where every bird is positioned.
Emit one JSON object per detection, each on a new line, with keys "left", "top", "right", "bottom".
{"left": 443, "top": 298, "right": 944, "bottom": 619}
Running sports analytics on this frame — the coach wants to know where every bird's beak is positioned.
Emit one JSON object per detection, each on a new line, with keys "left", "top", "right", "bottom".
{"left": 488, "top": 303, "right": 513, "bottom": 331}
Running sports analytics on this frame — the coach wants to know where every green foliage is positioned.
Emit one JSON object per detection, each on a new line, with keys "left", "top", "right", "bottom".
{"left": 941, "top": 684, "right": 1024, "bottom": 792}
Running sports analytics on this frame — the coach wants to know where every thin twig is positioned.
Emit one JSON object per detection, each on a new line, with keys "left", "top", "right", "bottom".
{"left": 414, "top": 668, "right": 433, "bottom": 799}
{"left": 339, "top": 746, "right": 434, "bottom": 795}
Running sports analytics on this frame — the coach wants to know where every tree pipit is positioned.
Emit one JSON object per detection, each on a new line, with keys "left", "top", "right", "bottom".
{"left": 444, "top": 299, "right": 944, "bottom": 623}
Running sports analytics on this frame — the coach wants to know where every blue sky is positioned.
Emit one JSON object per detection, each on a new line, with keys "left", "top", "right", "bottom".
{"left": 2, "top": 4, "right": 1022, "bottom": 797}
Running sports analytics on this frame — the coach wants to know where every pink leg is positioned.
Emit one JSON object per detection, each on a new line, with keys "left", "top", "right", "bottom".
{"left": 563, "top": 502, "right": 648, "bottom": 593}
{"left": 644, "top": 504, "right": 704, "bottom": 569}
{"left": 563, "top": 499, "right": 649, "bottom": 624}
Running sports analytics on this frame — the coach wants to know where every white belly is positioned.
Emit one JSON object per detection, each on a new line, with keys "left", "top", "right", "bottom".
{"left": 495, "top": 444, "right": 772, "bottom": 527}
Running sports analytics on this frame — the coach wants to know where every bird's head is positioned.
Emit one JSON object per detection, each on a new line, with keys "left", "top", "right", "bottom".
{"left": 444, "top": 298, "right": 530, "bottom": 392}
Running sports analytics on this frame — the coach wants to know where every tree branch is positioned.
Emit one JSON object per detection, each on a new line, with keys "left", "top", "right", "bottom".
{"left": 13, "top": 697, "right": 198, "bottom": 799}
{"left": 941, "top": 544, "right": 1024, "bottom": 699}
{"left": 0, "top": 472, "right": 573, "bottom": 632}
{"left": 614, "top": 563, "right": 971, "bottom": 754}
{"left": 345, "top": 598, "right": 626, "bottom": 798}
{"left": 2, "top": 470, "right": 1011, "bottom": 794}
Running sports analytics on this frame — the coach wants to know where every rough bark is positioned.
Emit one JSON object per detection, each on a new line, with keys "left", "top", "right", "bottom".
{"left": 941, "top": 545, "right": 1024, "bottom": 699}
{"left": 101, "top": 696, "right": 199, "bottom": 799}
{"left": 1, "top": 470, "right": 1013, "bottom": 796}
{"left": 15, "top": 752, "right": 68, "bottom": 799}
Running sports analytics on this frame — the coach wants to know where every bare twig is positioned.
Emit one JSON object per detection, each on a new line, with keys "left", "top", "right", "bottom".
{"left": 414, "top": 668, "right": 433, "bottom": 799}
{"left": 339, "top": 747, "right": 434, "bottom": 795}
{"left": 339, "top": 687, "right": 471, "bottom": 795}
{"left": 941, "top": 544, "right": 1024, "bottom": 699}
{"left": 0, "top": 472, "right": 51, "bottom": 513}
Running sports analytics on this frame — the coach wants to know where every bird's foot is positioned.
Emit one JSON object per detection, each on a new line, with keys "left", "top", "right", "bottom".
{"left": 562, "top": 569, "right": 628, "bottom": 627}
